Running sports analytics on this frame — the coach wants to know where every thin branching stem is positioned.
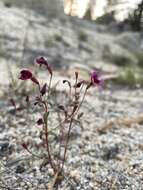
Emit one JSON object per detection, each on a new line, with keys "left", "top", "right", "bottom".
{"left": 48, "top": 74, "right": 52, "bottom": 97}
{"left": 61, "top": 116, "right": 74, "bottom": 171}
{"left": 75, "top": 87, "right": 88, "bottom": 115}
{"left": 44, "top": 113, "right": 57, "bottom": 173}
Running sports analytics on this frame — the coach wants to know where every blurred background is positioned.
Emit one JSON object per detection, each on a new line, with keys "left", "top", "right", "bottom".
{"left": 0, "top": 0, "right": 142, "bottom": 94}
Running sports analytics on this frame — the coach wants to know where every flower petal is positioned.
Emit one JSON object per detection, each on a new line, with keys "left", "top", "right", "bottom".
{"left": 19, "top": 69, "right": 32, "bottom": 80}
{"left": 90, "top": 70, "right": 104, "bottom": 87}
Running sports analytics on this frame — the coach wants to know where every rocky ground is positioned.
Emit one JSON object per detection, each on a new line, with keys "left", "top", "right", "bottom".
{"left": 0, "top": 75, "right": 143, "bottom": 190}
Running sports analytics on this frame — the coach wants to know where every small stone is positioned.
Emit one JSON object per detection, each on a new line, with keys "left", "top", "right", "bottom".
{"left": 16, "top": 165, "right": 25, "bottom": 174}
{"left": 86, "top": 172, "right": 94, "bottom": 180}
{"left": 102, "top": 144, "right": 119, "bottom": 160}
{"left": 0, "top": 142, "right": 9, "bottom": 152}
{"left": 0, "top": 142, "right": 13, "bottom": 156}
{"left": 70, "top": 169, "right": 81, "bottom": 183}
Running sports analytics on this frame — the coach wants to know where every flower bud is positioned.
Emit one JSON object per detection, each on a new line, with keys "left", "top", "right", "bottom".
{"left": 40, "top": 83, "right": 47, "bottom": 96}
{"left": 37, "top": 118, "right": 43, "bottom": 125}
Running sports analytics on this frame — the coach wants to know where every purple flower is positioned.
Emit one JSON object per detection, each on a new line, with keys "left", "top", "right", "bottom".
{"left": 19, "top": 69, "right": 39, "bottom": 86}
{"left": 90, "top": 70, "right": 104, "bottom": 87}
{"left": 19, "top": 69, "right": 32, "bottom": 80}
{"left": 35, "top": 56, "right": 48, "bottom": 66}
{"left": 35, "top": 56, "right": 52, "bottom": 75}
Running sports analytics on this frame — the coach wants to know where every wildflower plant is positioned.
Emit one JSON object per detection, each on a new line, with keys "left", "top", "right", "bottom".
{"left": 18, "top": 56, "right": 103, "bottom": 184}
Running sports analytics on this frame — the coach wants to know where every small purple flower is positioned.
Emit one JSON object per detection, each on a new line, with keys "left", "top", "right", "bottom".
{"left": 19, "top": 69, "right": 32, "bottom": 80}
{"left": 35, "top": 56, "right": 48, "bottom": 66}
{"left": 19, "top": 69, "right": 39, "bottom": 86}
{"left": 90, "top": 70, "right": 104, "bottom": 87}
{"left": 35, "top": 56, "right": 52, "bottom": 75}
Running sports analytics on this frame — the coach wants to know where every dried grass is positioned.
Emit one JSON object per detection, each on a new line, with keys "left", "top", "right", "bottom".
{"left": 98, "top": 114, "right": 143, "bottom": 133}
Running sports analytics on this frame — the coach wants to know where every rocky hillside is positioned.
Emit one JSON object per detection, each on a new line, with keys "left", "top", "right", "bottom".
{"left": 0, "top": 5, "right": 142, "bottom": 87}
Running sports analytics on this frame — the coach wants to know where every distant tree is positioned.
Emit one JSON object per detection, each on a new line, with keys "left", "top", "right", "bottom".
{"left": 105, "top": 0, "right": 143, "bottom": 31}
{"left": 62, "top": 0, "right": 143, "bottom": 30}
{"left": 83, "top": 7, "right": 92, "bottom": 20}
{"left": 129, "top": 0, "right": 143, "bottom": 31}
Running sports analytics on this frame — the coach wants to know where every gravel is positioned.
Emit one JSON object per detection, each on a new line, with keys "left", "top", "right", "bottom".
{"left": 0, "top": 84, "right": 143, "bottom": 190}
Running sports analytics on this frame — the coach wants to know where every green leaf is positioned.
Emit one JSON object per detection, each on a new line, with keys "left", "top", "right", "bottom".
{"left": 43, "top": 112, "right": 49, "bottom": 125}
